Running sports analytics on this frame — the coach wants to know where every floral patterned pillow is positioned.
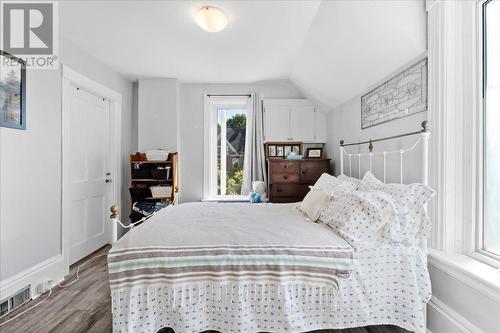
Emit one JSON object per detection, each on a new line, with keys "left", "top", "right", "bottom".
{"left": 359, "top": 171, "right": 435, "bottom": 244}
{"left": 337, "top": 174, "right": 362, "bottom": 190}
{"left": 319, "top": 191, "right": 399, "bottom": 249}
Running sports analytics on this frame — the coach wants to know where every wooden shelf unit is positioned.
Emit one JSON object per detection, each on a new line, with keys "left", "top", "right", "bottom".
{"left": 129, "top": 152, "right": 179, "bottom": 218}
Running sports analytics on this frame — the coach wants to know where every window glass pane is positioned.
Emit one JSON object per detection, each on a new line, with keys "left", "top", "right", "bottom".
{"left": 484, "top": 0, "right": 500, "bottom": 255}
{"left": 217, "top": 109, "right": 247, "bottom": 196}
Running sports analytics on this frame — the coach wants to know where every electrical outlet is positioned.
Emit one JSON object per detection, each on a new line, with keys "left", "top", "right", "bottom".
{"left": 36, "top": 280, "right": 54, "bottom": 294}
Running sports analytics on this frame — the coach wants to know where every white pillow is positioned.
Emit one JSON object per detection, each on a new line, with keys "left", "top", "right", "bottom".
{"left": 337, "top": 174, "right": 362, "bottom": 189}
{"left": 359, "top": 171, "right": 435, "bottom": 244}
{"left": 313, "top": 173, "right": 344, "bottom": 189}
{"left": 312, "top": 173, "right": 356, "bottom": 197}
{"left": 319, "top": 191, "right": 399, "bottom": 249}
{"left": 297, "top": 188, "right": 331, "bottom": 221}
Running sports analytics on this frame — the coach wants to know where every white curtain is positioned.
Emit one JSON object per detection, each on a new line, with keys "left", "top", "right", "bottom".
{"left": 241, "top": 93, "right": 267, "bottom": 195}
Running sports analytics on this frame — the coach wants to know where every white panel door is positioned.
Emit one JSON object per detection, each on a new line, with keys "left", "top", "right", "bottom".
{"left": 264, "top": 105, "right": 290, "bottom": 141}
{"left": 68, "top": 87, "right": 111, "bottom": 264}
{"left": 289, "top": 106, "right": 315, "bottom": 142}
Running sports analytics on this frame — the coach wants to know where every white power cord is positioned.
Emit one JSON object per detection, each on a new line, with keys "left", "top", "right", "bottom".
{"left": 57, "top": 253, "right": 108, "bottom": 288}
{"left": 0, "top": 253, "right": 107, "bottom": 327}
{"left": 114, "top": 207, "right": 164, "bottom": 229}
{"left": 114, "top": 214, "right": 152, "bottom": 229}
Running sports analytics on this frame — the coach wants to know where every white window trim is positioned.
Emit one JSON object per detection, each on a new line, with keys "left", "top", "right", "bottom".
{"left": 427, "top": 0, "right": 500, "bottom": 294}
{"left": 203, "top": 95, "right": 249, "bottom": 200}
{"left": 473, "top": 0, "right": 500, "bottom": 265}
{"left": 427, "top": 0, "right": 500, "bottom": 287}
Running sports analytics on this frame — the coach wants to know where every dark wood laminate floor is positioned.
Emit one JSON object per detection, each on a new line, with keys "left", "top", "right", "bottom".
{"left": 0, "top": 246, "right": 409, "bottom": 333}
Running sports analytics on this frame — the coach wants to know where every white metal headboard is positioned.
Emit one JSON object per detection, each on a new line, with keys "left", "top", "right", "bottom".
{"left": 339, "top": 121, "right": 430, "bottom": 185}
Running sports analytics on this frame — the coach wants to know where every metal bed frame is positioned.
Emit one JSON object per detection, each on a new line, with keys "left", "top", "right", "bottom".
{"left": 339, "top": 120, "right": 430, "bottom": 185}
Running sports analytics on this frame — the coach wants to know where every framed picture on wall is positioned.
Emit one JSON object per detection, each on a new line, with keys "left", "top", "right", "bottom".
{"left": 292, "top": 145, "right": 300, "bottom": 154}
{"left": 284, "top": 146, "right": 292, "bottom": 156}
{"left": 0, "top": 51, "right": 26, "bottom": 130}
{"left": 361, "top": 58, "right": 427, "bottom": 129}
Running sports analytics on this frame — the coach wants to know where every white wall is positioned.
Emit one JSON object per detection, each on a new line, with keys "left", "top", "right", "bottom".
{"left": 427, "top": 261, "right": 500, "bottom": 333}
{"left": 0, "top": 37, "right": 133, "bottom": 295}
{"left": 0, "top": 69, "right": 62, "bottom": 281}
{"left": 138, "top": 78, "right": 178, "bottom": 152}
{"left": 178, "top": 80, "right": 304, "bottom": 203}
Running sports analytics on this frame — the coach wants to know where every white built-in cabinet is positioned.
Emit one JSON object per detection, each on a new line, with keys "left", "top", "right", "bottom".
{"left": 263, "top": 99, "right": 325, "bottom": 143}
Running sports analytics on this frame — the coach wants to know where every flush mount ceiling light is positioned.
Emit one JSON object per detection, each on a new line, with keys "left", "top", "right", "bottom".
{"left": 195, "top": 6, "right": 228, "bottom": 32}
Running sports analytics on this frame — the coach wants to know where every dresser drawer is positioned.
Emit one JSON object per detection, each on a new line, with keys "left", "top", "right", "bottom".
{"left": 299, "top": 160, "right": 330, "bottom": 183}
{"left": 270, "top": 196, "right": 303, "bottom": 203}
{"left": 270, "top": 183, "right": 309, "bottom": 198}
{"left": 269, "top": 161, "right": 299, "bottom": 173}
{"left": 270, "top": 172, "right": 299, "bottom": 183}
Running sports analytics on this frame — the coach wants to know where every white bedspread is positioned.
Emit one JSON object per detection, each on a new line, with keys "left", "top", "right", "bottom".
{"left": 110, "top": 202, "right": 431, "bottom": 333}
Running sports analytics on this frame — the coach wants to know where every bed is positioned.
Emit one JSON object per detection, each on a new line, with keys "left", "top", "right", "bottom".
{"left": 108, "top": 121, "right": 432, "bottom": 333}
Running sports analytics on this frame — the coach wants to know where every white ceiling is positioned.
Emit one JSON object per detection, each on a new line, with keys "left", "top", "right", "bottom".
{"left": 60, "top": 0, "right": 427, "bottom": 111}
{"left": 60, "top": 1, "right": 321, "bottom": 83}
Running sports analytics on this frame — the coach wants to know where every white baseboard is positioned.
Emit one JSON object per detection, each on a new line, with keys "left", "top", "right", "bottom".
{"left": 0, "top": 254, "right": 65, "bottom": 301}
{"left": 427, "top": 296, "right": 484, "bottom": 333}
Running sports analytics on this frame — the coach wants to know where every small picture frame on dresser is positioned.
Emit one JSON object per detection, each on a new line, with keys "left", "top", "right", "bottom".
{"left": 276, "top": 146, "right": 284, "bottom": 157}
{"left": 268, "top": 145, "right": 276, "bottom": 157}
{"left": 306, "top": 147, "right": 323, "bottom": 159}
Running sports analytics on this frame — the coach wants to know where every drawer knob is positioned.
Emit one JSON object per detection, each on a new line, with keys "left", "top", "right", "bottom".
{"left": 277, "top": 188, "right": 282, "bottom": 193}
{"left": 283, "top": 164, "right": 288, "bottom": 169}
{"left": 301, "top": 170, "right": 306, "bottom": 174}
{"left": 283, "top": 175, "right": 288, "bottom": 180}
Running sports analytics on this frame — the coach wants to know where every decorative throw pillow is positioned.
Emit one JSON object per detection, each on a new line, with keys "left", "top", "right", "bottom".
{"left": 318, "top": 191, "right": 399, "bottom": 249}
{"left": 297, "top": 188, "right": 332, "bottom": 221}
{"left": 359, "top": 171, "right": 435, "bottom": 244}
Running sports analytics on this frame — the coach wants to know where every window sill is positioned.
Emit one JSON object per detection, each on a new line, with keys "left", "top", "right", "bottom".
{"left": 428, "top": 249, "right": 500, "bottom": 303}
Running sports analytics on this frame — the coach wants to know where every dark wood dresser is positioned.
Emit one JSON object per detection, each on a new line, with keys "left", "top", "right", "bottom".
{"left": 267, "top": 159, "right": 331, "bottom": 203}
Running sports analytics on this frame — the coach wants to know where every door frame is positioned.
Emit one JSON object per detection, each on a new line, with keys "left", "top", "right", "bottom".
{"left": 61, "top": 65, "right": 122, "bottom": 274}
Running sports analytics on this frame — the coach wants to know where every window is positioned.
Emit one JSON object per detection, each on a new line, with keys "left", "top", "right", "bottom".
{"left": 482, "top": 0, "right": 500, "bottom": 257}
{"left": 204, "top": 96, "right": 249, "bottom": 199}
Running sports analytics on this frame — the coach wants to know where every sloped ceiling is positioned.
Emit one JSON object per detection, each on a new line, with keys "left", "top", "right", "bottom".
{"left": 290, "top": 0, "right": 427, "bottom": 110}
{"left": 60, "top": 0, "right": 426, "bottom": 112}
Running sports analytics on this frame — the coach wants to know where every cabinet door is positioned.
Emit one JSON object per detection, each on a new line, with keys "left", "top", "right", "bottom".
{"left": 300, "top": 160, "right": 329, "bottom": 183}
{"left": 289, "top": 106, "right": 315, "bottom": 142}
{"left": 314, "top": 110, "right": 327, "bottom": 143}
{"left": 264, "top": 105, "right": 290, "bottom": 141}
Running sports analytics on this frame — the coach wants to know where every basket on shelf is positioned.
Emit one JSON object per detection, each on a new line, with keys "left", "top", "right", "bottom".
{"left": 129, "top": 185, "right": 152, "bottom": 198}
{"left": 150, "top": 185, "right": 172, "bottom": 198}
{"left": 151, "top": 168, "right": 170, "bottom": 180}
{"left": 131, "top": 168, "right": 151, "bottom": 179}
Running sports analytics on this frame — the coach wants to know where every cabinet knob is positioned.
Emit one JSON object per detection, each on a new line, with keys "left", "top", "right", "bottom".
{"left": 283, "top": 164, "right": 287, "bottom": 169}
{"left": 301, "top": 170, "right": 306, "bottom": 174}
{"left": 277, "top": 188, "right": 282, "bottom": 193}
{"left": 283, "top": 175, "right": 288, "bottom": 180}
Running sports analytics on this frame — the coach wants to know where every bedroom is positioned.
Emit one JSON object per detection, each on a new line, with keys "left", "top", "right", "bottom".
{"left": 0, "top": 0, "right": 499, "bottom": 332}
